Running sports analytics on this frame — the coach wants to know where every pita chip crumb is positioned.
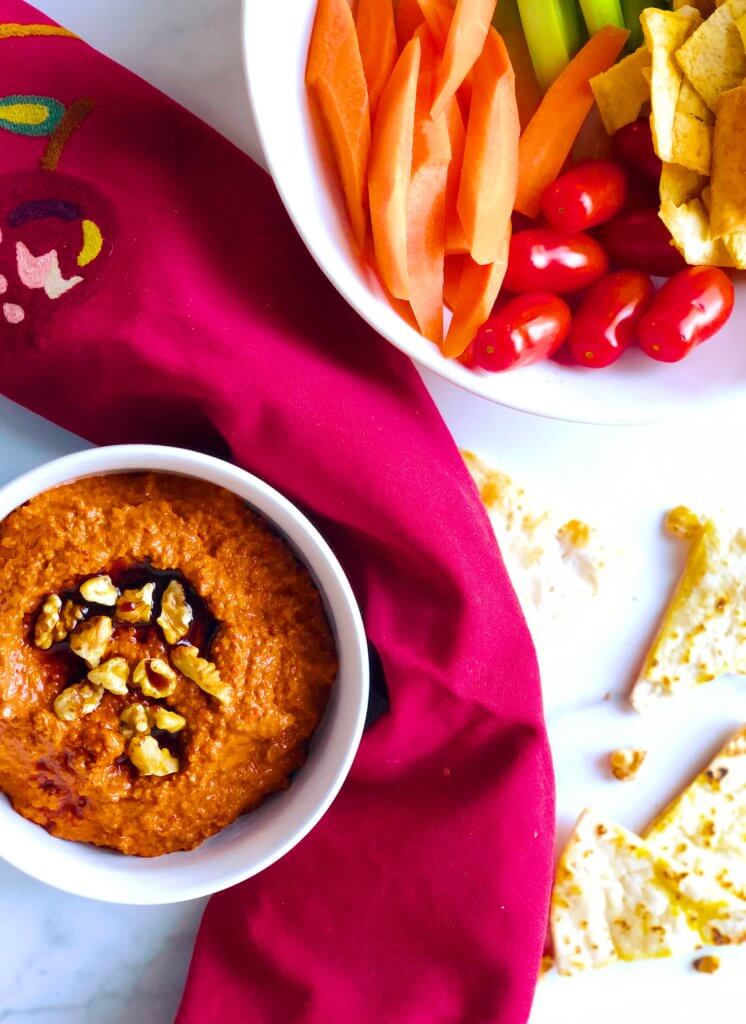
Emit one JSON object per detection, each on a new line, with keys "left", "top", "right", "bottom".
{"left": 693, "top": 954, "right": 721, "bottom": 972}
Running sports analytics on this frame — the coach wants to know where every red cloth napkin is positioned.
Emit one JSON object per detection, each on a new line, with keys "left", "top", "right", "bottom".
{"left": 0, "top": 4, "right": 554, "bottom": 1021}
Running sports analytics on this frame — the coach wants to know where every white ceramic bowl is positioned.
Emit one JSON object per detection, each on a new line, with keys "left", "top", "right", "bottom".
{"left": 242, "top": 0, "right": 746, "bottom": 425}
{"left": 0, "top": 445, "right": 368, "bottom": 904}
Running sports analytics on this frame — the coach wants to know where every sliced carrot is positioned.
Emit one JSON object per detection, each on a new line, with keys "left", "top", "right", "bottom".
{"left": 430, "top": 0, "right": 498, "bottom": 120}
{"left": 457, "top": 28, "right": 519, "bottom": 266}
{"left": 492, "top": 0, "right": 542, "bottom": 129}
{"left": 445, "top": 95, "right": 468, "bottom": 254}
{"left": 356, "top": 0, "right": 398, "bottom": 119}
{"left": 416, "top": 0, "right": 452, "bottom": 48}
{"left": 368, "top": 36, "right": 421, "bottom": 299}
{"left": 443, "top": 253, "right": 465, "bottom": 310}
{"left": 442, "top": 237, "right": 509, "bottom": 357}
{"left": 395, "top": 0, "right": 424, "bottom": 48}
{"left": 514, "top": 24, "right": 629, "bottom": 218}
{"left": 306, "top": 0, "right": 371, "bottom": 250}
{"left": 407, "top": 26, "right": 451, "bottom": 343}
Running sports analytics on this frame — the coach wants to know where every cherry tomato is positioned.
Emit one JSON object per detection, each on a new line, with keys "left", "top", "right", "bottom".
{"left": 472, "top": 293, "right": 571, "bottom": 371}
{"left": 637, "top": 266, "right": 734, "bottom": 363}
{"left": 503, "top": 230, "right": 609, "bottom": 294}
{"left": 611, "top": 119, "right": 662, "bottom": 183}
{"left": 568, "top": 271, "right": 654, "bottom": 368}
{"left": 540, "top": 161, "right": 627, "bottom": 233}
{"left": 596, "top": 209, "right": 687, "bottom": 276}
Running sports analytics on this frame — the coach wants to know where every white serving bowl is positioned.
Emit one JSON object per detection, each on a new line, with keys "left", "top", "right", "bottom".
{"left": 0, "top": 445, "right": 368, "bottom": 904}
{"left": 242, "top": 0, "right": 746, "bottom": 425}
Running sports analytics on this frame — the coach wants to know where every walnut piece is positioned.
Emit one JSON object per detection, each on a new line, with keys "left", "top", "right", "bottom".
{"left": 87, "top": 656, "right": 130, "bottom": 696}
{"left": 34, "top": 594, "right": 62, "bottom": 650}
{"left": 128, "top": 734, "right": 179, "bottom": 776}
{"left": 54, "top": 599, "right": 85, "bottom": 643}
{"left": 69, "top": 615, "right": 113, "bottom": 668}
{"left": 171, "top": 644, "right": 231, "bottom": 705}
{"left": 609, "top": 747, "right": 647, "bottom": 782}
{"left": 116, "top": 582, "right": 155, "bottom": 624}
{"left": 150, "top": 707, "right": 186, "bottom": 733}
{"left": 132, "top": 657, "right": 177, "bottom": 698}
{"left": 119, "top": 702, "right": 151, "bottom": 740}
{"left": 157, "top": 580, "right": 193, "bottom": 645}
{"left": 54, "top": 682, "right": 104, "bottom": 721}
{"left": 80, "top": 574, "right": 119, "bottom": 606}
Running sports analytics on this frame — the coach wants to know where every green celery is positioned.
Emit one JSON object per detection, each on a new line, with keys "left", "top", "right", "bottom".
{"left": 579, "top": 0, "right": 625, "bottom": 33}
{"left": 516, "top": 0, "right": 587, "bottom": 90}
{"left": 621, "top": 0, "right": 668, "bottom": 50}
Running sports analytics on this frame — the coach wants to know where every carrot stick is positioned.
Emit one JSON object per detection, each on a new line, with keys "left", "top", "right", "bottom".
{"left": 416, "top": 0, "right": 452, "bottom": 48}
{"left": 445, "top": 95, "right": 469, "bottom": 253}
{"left": 457, "top": 28, "right": 519, "bottom": 265}
{"left": 407, "top": 26, "right": 451, "bottom": 343}
{"left": 430, "top": 0, "right": 498, "bottom": 120}
{"left": 443, "top": 252, "right": 466, "bottom": 309}
{"left": 306, "top": 0, "right": 371, "bottom": 250}
{"left": 356, "top": 0, "right": 398, "bottom": 119}
{"left": 514, "top": 23, "right": 629, "bottom": 217}
{"left": 442, "top": 237, "right": 509, "bottom": 357}
{"left": 395, "top": 0, "right": 424, "bottom": 48}
{"left": 368, "top": 36, "right": 421, "bottom": 299}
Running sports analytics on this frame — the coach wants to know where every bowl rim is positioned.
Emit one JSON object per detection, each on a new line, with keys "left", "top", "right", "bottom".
{"left": 240, "top": 0, "right": 746, "bottom": 427}
{"left": 0, "top": 444, "right": 369, "bottom": 904}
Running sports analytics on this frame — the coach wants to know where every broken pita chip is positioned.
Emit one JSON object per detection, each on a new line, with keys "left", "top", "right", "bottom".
{"left": 631, "top": 510, "right": 746, "bottom": 712}
{"left": 675, "top": 0, "right": 746, "bottom": 110}
{"left": 710, "top": 85, "right": 746, "bottom": 237}
{"left": 671, "top": 77, "right": 714, "bottom": 173}
{"left": 646, "top": 726, "right": 746, "bottom": 910}
{"left": 659, "top": 197, "right": 734, "bottom": 266}
{"left": 660, "top": 162, "right": 707, "bottom": 206}
{"left": 591, "top": 45, "right": 651, "bottom": 135}
{"left": 642, "top": 6, "right": 703, "bottom": 161}
{"left": 552, "top": 812, "right": 706, "bottom": 975}
{"left": 737, "top": 10, "right": 746, "bottom": 45}
{"left": 701, "top": 182, "right": 746, "bottom": 265}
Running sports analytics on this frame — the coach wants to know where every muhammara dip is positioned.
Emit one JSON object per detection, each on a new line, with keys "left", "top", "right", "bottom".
{"left": 0, "top": 473, "right": 337, "bottom": 856}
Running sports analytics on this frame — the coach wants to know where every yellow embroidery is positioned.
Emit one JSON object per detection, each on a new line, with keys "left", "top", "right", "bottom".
{"left": 0, "top": 24, "right": 77, "bottom": 40}
{"left": 0, "top": 102, "right": 49, "bottom": 126}
{"left": 78, "top": 219, "right": 103, "bottom": 267}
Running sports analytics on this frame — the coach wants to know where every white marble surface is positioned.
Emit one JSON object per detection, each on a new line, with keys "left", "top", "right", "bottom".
{"left": 0, "top": 1, "right": 742, "bottom": 1021}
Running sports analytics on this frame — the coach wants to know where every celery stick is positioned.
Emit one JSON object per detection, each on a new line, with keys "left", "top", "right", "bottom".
{"left": 517, "top": 0, "right": 587, "bottom": 90}
{"left": 621, "top": 0, "right": 667, "bottom": 49}
{"left": 579, "top": 0, "right": 625, "bottom": 33}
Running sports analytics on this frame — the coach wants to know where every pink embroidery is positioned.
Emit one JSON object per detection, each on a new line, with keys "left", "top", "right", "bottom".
{"left": 16, "top": 240, "right": 82, "bottom": 299}
{"left": 3, "top": 302, "right": 25, "bottom": 323}
{"left": 0, "top": 274, "right": 6, "bottom": 295}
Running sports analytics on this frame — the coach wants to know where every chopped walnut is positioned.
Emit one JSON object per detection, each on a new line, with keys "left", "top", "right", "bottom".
{"left": 53, "top": 682, "right": 104, "bottom": 721}
{"left": 150, "top": 706, "right": 186, "bottom": 733}
{"left": 609, "top": 747, "right": 647, "bottom": 782}
{"left": 87, "top": 656, "right": 130, "bottom": 696}
{"left": 693, "top": 955, "right": 720, "bottom": 974}
{"left": 128, "top": 734, "right": 179, "bottom": 776}
{"left": 80, "top": 574, "right": 119, "bottom": 606}
{"left": 171, "top": 644, "right": 231, "bottom": 705}
{"left": 33, "top": 594, "right": 62, "bottom": 650}
{"left": 157, "top": 580, "right": 193, "bottom": 645}
{"left": 120, "top": 702, "right": 151, "bottom": 740}
{"left": 132, "top": 657, "right": 177, "bottom": 698}
{"left": 116, "top": 582, "right": 155, "bottom": 624}
{"left": 69, "top": 615, "right": 113, "bottom": 668}
{"left": 54, "top": 599, "right": 85, "bottom": 642}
